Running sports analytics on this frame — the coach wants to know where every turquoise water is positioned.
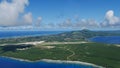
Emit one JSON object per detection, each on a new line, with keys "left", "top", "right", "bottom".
{"left": 0, "top": 57, "right": 95, "bottom": 68}
{"left": 90, "top": 36, "right": 120, "bottom": 44}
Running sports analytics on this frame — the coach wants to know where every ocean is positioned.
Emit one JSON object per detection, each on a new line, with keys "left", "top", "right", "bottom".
{"left": 0, "top": 31, "right": 63, "bottom": 39}
{"left": 90, "top": 36, "right": 120, "bottom": 44}
{"left": 0, "top": 57, "right": 95, "bottom": 68}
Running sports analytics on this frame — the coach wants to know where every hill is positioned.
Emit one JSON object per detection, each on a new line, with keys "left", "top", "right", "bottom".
{"left": 0, "top": 30, "right": 120, "bottom": 43}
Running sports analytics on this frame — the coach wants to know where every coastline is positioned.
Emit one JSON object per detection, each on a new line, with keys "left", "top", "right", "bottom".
{"left": 40, "top": 59, "right": 104, "bottom": 68}
{"left": 1, "top": 56, "right": 104, "bottom": 68}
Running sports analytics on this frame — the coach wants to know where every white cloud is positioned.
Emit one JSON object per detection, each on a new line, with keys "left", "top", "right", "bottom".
{"left": 106, "top": 10, "right": 120, "bottom": 25}
{"left": 0, "top": 1, "right": 120, "bottom": 31}
{"left": 106, "top": 10, "right": 114, "bottom": 18}
{"left": 58, "top": 19, "right": 72, "bottom": 28}
{"left": 23, "top": 12, "right": 33, "bottom": 24}
{"left": 76, "top": 19, "right": 100, "bottom": 27}
{"left": 37, "top": 17, "right": 42, "bottom": 22}
{"left": 58, "top": 18, "right": 100, "bottom": 29}
{"left": 101, "top": 10, "right": 120, "bottom": 27}
{"left": 0, "top": 25, "right": 34, "bottom": 30}
{"left": 34, "top": 16, "right": 42, "bottom": 27}
{"left": 0, "top": 0, "right": 29, "bottom": 26}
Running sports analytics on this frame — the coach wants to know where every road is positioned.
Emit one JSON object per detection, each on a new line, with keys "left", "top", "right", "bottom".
{"left": 66, "top": 48, "right": 75, "bottom": 60}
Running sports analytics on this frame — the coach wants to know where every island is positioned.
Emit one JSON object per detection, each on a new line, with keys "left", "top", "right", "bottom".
{"left": 0, "top": 30, "right": 120, "bottom": 68}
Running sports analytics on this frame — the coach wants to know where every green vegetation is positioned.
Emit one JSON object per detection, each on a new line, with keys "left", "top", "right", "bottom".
{"left": 0, "top": 30, "right": 120, "bottom": 68}
{"left": 0, "top": 30, "right": 120, "bottom": 44}
{"left": 0, "top": 43, "right": 120, "bottom": 68}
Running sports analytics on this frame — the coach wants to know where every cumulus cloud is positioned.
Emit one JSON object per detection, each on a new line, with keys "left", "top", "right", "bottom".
{"left": 75, "top": 19, "right": 100, "bottom": 28}
{"left": 0, "top": 0, "right": 29, "bottom": 26}
{"left": 34, "top": 17, "right": 42, "bottom": 27}
{"left": 58, "top": 11, "right": 120, "bottom": 30}
{"left": 58, "top": 18, "right": 100, "bottom": 29}
{"left": 58, "top": 19, "right": 73, "bottom": 28}
{"left": 58, "top": 10, "right": 120, "bottom": 29}
{"left": 0, "top": 25, "right": 34, "bottom": 30}
{"left": 23, "top": 12, "right": 33, "bottom": 24}
{"left": 101, "top": 10, "right": 120, "bottom": 27}
{"left": 0, "top": 1, "right": 119, "bottom": 31}
{"left": 37, "top": 17, "right": 42, "bottom": 22}
{"left": 46, "top": 10, "right": 120, "bottom": 29}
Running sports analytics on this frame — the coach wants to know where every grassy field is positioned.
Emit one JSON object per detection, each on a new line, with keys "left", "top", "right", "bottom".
{"left": 0, "top": 42, "right": 120, "bottom": 68}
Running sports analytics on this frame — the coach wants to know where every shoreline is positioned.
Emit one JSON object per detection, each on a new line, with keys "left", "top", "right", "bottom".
{"left": 1, "top": 56, "right": 104, "bottom": 68}
{"left": 40, "top": 59, "right": 104, "bottom": 68}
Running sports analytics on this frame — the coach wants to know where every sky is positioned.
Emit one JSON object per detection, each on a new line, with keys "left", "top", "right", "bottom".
{"left": 0, "top": 0, "right": 120, "bottom": 31}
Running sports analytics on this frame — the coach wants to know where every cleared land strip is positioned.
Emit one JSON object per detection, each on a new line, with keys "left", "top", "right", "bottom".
{"left": 0, "top": 41, "right": 87, "bottom": 46}
{"left": 40, "top": 41, "right": 88, "bottom": 45}
{"left": 0, "top": 41, "right": 45, "bottom": 46}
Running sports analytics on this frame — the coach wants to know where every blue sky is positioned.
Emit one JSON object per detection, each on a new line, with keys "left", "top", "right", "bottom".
{"left": 27, "top": 0, "right": 120, "bottom": 21}
{"left": 0, "top": 0, "right": 120, "bottom": 30}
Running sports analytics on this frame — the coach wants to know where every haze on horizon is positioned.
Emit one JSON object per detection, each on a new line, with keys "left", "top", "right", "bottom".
{"left": 0, "top": 0, "right": 120, "bottom": 31}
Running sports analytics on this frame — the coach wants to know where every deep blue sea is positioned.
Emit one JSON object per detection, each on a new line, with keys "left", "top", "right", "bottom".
{"left": 90, "top": 36, "right": 120, "bottom": 44}
{"left": 0, "top": 31, "right": 95, "bottom": 68}
{"left": 0, "top": 57, "right": 95, "bottom": 68}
